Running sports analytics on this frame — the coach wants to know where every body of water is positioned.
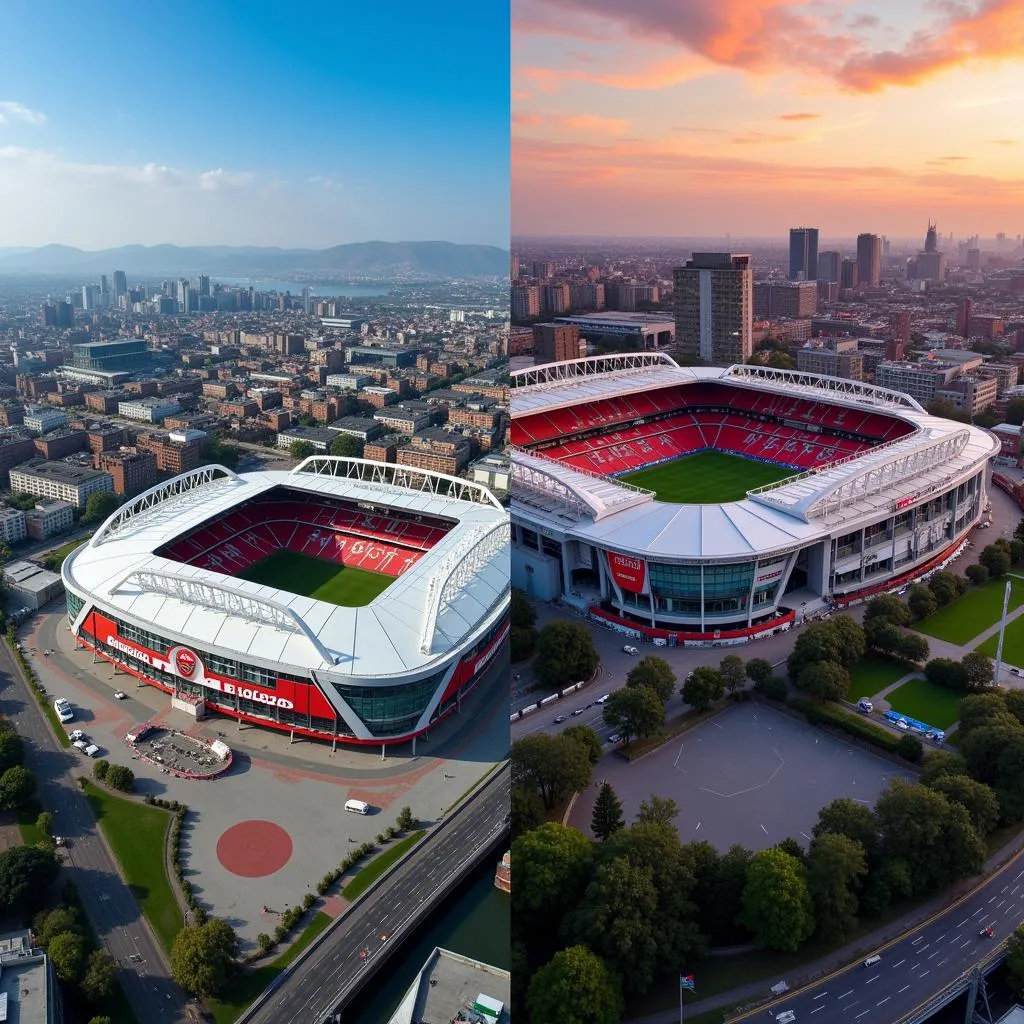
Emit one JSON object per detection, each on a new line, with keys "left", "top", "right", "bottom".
{"left": 214, "top": 277, "right": 389, "bottom": 297}
{"left": 347, "top": 859, "right": 510, "bottom": 1023}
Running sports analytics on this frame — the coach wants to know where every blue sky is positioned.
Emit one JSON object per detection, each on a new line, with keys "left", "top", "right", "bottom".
{"left": 0, "top": 0, "right": 509, "bottom": 249}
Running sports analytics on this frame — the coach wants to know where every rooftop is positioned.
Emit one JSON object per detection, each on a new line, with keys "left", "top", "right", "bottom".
{"left": 10, "top": 458, "right": 110, "bottom": 485}
{"left": 386, "top": 947, "right": 510, "bottom": 1024}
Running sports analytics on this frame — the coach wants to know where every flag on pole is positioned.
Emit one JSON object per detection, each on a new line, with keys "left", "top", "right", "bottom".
{"left": 680, "top": 974, "right": 695, "bottom": 992}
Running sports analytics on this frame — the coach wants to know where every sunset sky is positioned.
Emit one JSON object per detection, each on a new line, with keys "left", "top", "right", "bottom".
{"left": 512, "top": 0, "right": 1024, "bottom": 240}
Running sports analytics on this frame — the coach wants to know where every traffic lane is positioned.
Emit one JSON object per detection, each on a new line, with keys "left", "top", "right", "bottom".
{"left": 769, "top": 860, "right": 1024, "bottom": 1022}
{"left": 248, "top": 778, "right": 509, "bottom": 1024}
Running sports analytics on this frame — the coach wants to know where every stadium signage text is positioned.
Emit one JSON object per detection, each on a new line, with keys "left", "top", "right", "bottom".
{"left": 608, "top": 552, "right": 647, "bottom": 594}
{"left": 474, "top": 622, "right": 511, "bottom": 675}
{"left": 894, "top": 494, "right": 918, "bottom": 511}
{"left": 107, "top": 635, "right": 153, "bottom": 666}
{"left": 220, "top": 683, "right": 294, "bottom": 710}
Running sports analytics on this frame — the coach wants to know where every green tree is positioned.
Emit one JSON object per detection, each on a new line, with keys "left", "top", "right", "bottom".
{"left": 924, "top": 657, "right": 968, "bottom": 691}
{"left": 328, "top": 433, "right": 364, "bottom": 458}
{"left": 170, "top": 919, "right": 240, "bottom": 998}
{"left": 0, "top": 765, "right": 35, "bottom": 810}
{"left": 104, "top": 764, "right": 134, "bottom": 792}
{"left": 82, "top": 490, "right": 118, "bottom": 525}
{"left": 908, "top": 585, "right": 938, "bottom": 621}
{"left": 0, "top": 730, "right": 24, "bottom": 774}
{"left": 864, "top": 618, "right": 902, "bottom": 657}
{"left": 1006, "top": 924, "right": 1024, "bottom": 993}
{"left": 510, "top": 784, "right": 544, "bottom": 838}
{"left": 396, "top": 806, "right": 417, "bottom": 831}
{"left": 959, "top": 692, "right": 1016, "bottom": 734}
{"left": 33, "top": 907, "right": 83, "bottom": 948}
{"left": 591, "top": 782, "right": 625, "bottom": 841}
{"left": 739, "top": 847, "right": 815, "bottom": 951}
{"left": 563, "top": 724, "right": 602, "bottom": 766}
{"left": 689, "top": 842, "right": 753, "bottom": 946}
{"left": 787, "top": 621, "right": 841, "bottom": 680}
{"left": 745, "top": 658, "right": 773, "bottom": 685}
{"left": 961, "top": 722, "right": 1024, "bottom": 785}
{"left": 511, "top": 823, "right": 594, "bottom": 936}
{"left": 864, "top": 594, "right": 911, "bottom": 627}
{"left": 92, "top": 759, "right": 109, "bottom": 782}
{"left": 719, "top": 654, "right": 747, "bottom": 695}
{"left": 87, "top": 1018, "right": 112, "bottom": 1024}
{"left": 813, "top": 797, "right": 880, "bottom": 864}
{"left": 511, "top": 626, "right": 535, "bottom": 663}
{"left": 831, "top": 615, "right": 867, "bottom": 666}
{"left": 928, "top": 570, "right": 964, "bottom": 607}
{"left": 918, "top": 750, "right": 970, "bottom": 786}
{"left": 289, "top": 440, "right": 316, "bottom": 460}
{"left": 995, "top": 739, "right": 1024, "bottom": 822}
{"left": 525, "top": 945, "right": 623, "bottom": 1024}
{"left": 962, "top": 651, "right": 994, "bottom": 692}
{"left": 35, "top": 811, "right": 53, "bottom": 839}
{"left": 636, "top": 794, "right": 678, "bottom": 828}
{"left": 47, "top": 930, "right": 87, "bottom": 984}
{"left": 806, "top": 833, "right": 868, "bottom": 942}
{"left": 965, "top": 564, "right": 990, "bottom": 587}
{"left": 532, "top": 621, "right": 600, "bottom": 690}
{"left": 797, "top": 661, "right": 850, "bottom": 701}
{"left": 928, "top": 774, "right": 1001, "bottom": 835}
{"left": 980, "top": 543, "right": 1012, "bottom": 579}
{"left": 603, "top": 685, "right": 664, "bottom": 742}
{"left": 511, "top": 733, "right": 592, "bottom": 811}
{"left": 681, "top": 666, "right": 724, "bottom": 711}
{"left": 205, "top": 441, "right": 241, "bottom": 470}
{"left": 626, "top": 656, "right": 676, "bottom": 705}
{"left": 897, "top": 633, "right": 929, "bottom": 664}
{"left": 81, "top": 949, "right": 117, "bottom": 1002}
{"left": 510, "top": 589, "right": 536, "bottom": 630}
{"left": 896, "top": 733, "right": 924, "bottom": 763}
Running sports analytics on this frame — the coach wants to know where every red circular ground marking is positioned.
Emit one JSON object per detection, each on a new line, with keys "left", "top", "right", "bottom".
{"left": 216, "top": 820, "right": 293, "bottom": 878}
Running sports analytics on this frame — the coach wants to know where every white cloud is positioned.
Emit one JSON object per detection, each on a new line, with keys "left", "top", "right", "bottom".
{"left": 198, "top": 168, "right": 257, "bottom": 190}
{"left": 0, "top": 101, "right": 46, "bottom": 125}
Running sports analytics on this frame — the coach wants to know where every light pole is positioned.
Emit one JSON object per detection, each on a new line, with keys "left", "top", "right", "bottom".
{"left": 993, "top": 572, "right": 1024, "bottom": 686}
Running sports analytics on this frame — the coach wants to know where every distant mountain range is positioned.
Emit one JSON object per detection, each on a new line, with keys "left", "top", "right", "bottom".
{"left": 0, "top": 240, "right": 509, "bottom": 278}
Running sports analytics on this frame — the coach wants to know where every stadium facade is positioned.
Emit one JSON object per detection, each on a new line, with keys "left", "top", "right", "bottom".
{"left": 510, "top": 354, "right": 999, "bottom": 644}
{"left": 63, "top": 458, "right": 509, "bottom": 746}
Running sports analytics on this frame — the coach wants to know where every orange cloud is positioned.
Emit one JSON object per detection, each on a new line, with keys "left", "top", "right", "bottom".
{"left": 513, "top": 112, "right": 545, "bottom": 126}
{"left": 560, "top": 114, "right": 629, "bottom": 134}
{"left": 777, "top": 112, "right": 820, "bottom": 121}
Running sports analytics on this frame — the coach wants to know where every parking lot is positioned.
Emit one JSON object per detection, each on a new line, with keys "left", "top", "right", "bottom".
{"left": 569, "top": 702, "right": 911, "bottom": 850}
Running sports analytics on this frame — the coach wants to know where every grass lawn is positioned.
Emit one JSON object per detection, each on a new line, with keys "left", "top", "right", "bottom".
{"left": 343, "top": 831, "right": 425, "bottom": 901}
{"left": 237, "top": 550, "right": 394, "bottom": 607}
{"left": 16, "top": 799, "right": 47, "bottom": 846}
{"left": 846, "top": 656, "right": 909, "bottom": 701}
{"left": 976, "top": 611, "right": 1024, "bottom": 667}
{"left": 83, "top": 782, "right": 181, "bottom": 952}
{"left": 885, "top": 677, "right": 963, "bottom": 730}
{"left": 41, "top": 538, "right": 86, "bottom": 571}
{"left": 915, "top": 579, "right": 1024, "bottom": 646}
{"left": 620, "top": 451, "right": 794, "bottom": 503}
{"left": 208, "top": 911, "right": 333, "bottom": 1024}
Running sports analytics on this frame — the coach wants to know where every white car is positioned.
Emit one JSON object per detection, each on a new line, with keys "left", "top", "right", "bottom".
{"left": 69, "top": 729, "right": 86, "bottom": 742}
{"left": 622, "top": 645, "right": 638, "bottom": 655}
{"left": 608, "top": 733, "right": 621, "bottom": 744}
{"left": 73, "top": 739, "right": 88, "bottom": 752}
{"left": 113, "top": 691, "right": 126, "bottom": 700}
{"left": 53, "top": 699, "right": 74, "bottom": 723}
{"left": 83, "top": 744, "right": 101, "bottom": 758}
{"left": 896, "top": 719, "right": 910, "bottom": 731}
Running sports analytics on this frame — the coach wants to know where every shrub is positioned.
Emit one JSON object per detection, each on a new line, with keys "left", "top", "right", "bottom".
{"left": 756, "top": 675, "right": 789, "bottom": 702}
{"left": 257, "top": 933, "right": 273, "bottom": 954}
{"left": 302, "top": 892, "right": 315, "bottom": 910}
{"left": 896, "top": 734, "right": 925, "bottom": 763}
{"left": 92, "top": 760, "right": 110, "bottom": 782}
{"left": 104, "top": 765, "right": 134, "bottom": 792}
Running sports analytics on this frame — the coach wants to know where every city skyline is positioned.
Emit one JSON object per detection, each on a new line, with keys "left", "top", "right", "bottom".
{"left": 0, "top": 0, "right": 509, "bottom": 250}
{"left": 512, "top": 0, "right": 1024, "bottom": 238}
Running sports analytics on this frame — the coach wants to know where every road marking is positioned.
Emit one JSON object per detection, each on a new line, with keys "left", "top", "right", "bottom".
{"left": 928, "top": 950, "right": 942, "bottom": 959}
{"left": 866, "top": 974, "right": 880, "bottom": 984}
{"left": 912, "top": 936, "right": 924, "bottom": 945}
{"left": 998, "top": 900, "right": 1006, "bottom": 909}
{"left": 838, "top": 990, "right": 854, "bottom": 1000}
{"left": 918, "top": 943, "right": 930, "bottom": 952}
{"left": 910, "top": 963, "right": 919, "bottom": 970}
{"left": 855, "top": 1011, "right": 871, "bottom": 1020}
{"left": 813, "top": 993, "right": 828, "bottom": 1000}
{"left": 811, "top": 1007, "right": 824, "bottom": 1015}
{"left": 961, "top": 939, "right": 972, "bottom": 948}
{"left": 972, "top": 908, "right": 983, "bottom": 917}
{"left": 989, "top": 896, "right": 998, "bottom": 903}
{"left": 898, "top": 986, "right": 910, "bottom": 994}
{"left": 891, "top": 960, "right": 905, "bottom": 968}
{"left": 918, "top": 970, "right": 929, "bottom": 978}
{"left": 877, "top": 997, "right": 890, "bottom": 1006}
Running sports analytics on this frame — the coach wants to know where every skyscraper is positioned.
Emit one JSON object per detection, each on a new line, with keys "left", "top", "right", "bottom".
{"left": 673, "top": 253, "right": 753, "bottom": 365}
{"left": 112, "top": 270, "right": 128, "bottom": 300}
{"left": 856, "top": 233, "right": 882, "bottom": 287}
{"left": 816, "top": 250, "right": 841, "bottom": 284}
{"left": 789, "top": 227, "right": 819, "bottom": 281}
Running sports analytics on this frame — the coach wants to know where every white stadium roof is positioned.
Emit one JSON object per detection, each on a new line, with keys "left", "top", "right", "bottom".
{"left": 64, "top": 459, "right": 509, "bottom": 680}
{"left": 510, "top": 357, "right": 999, "bottom": 561}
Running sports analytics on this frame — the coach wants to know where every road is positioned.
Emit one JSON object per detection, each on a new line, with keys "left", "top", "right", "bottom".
{"left": 243, "top": 765, "right": 510, "bottom": 1024}
{"left": 0, "top": 641, "right": 190, "bottom": 1022}
{"left": 739, "top": 849, "right": 1024, "bottom": 1024}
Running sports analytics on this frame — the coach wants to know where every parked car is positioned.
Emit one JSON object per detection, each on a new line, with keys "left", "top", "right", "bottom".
{"left": 73, "top": 739, "right": 88, "bottom": 752}
{"left": 1011, "top": 668, "right": 1024, "bottom": 678}
{"left": 571, "top": 708, "right": 585, "bottom": 716}
{"left": 622, "top": 645, "right": 638, "bottom": 655}
{"left": 53, "top": 699, "right": 73, "bottom": 723}
{"left": 113, "top": 690, "right": 127, "bottom": 700}
{"left": 553, "top": 715, "right": 567, "bottom": 724}
{"left": 69, "top": 729, "right": 86, "bottom": 742}
{"left": 896, "top": 719, "right": 910, "bottom": 731}
{"left": 83, "top": 744, "right": 101, "bottom": 758}
{"left": 857, "top": 698, "right": 873, "bottom": 714}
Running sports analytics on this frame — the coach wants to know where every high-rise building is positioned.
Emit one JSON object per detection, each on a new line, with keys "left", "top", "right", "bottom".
{"left": 753, "top": 281, "right": 817, "bottom": 318}
{"left": 817, "top": 250, "right": 841, "bottom": 284}
{"left": 673, "top": 253, "right": 753, "bottom": 365}
{"left": 540, "top": 283, "right": 570, "bottom": 316}
{"left": 788, "top": 227, "right": 819, "bottom": 281}
{"left": 840, "top": 258, "right": 859, "bottom": 290}
{"left": 198, "top": 274, "right": 210, "bottom": 297}
{"left": 856, "top": 233, "right": 882, "bottom": 287}
{"left": 112, "top": 270, "right": 128, "bottom": 300}
{"left": 957, "top": 297, "right": 973, "bottom": 338}
{"left": 99, "top": 274, "right": 110, "bottom": 306}
{"left": 511, "top": 284, "right": 540, "bottom": 321}
{"left": 81, "top": 284, "right": 100, "bottom": 311}
{"left": 532, "top": 323, "right": 581, "bottom": 364}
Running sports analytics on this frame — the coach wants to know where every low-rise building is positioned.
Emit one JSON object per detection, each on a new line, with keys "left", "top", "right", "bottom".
{"left": 396, "top": 430, "right": 472, "bottom": 475}
{"left": 374, "top": 402, "right": 434, "bottom": 434}
{"left": 25, "top": 499, "right": 74, "bottom": 540}
{"left": 0, "top": 929, "right": 61, "bottom": 1023}
{"left": 3, "top": 559, "right": 64, "bottom": 609}
{"left": 98, "top": 449, "right": 159, "bottom": 496}
{"left": 9, "top": 458, "right": 113, "bottom": 509}
{"left": 364, "top": 437, "right": 403, "bottom": 463}
{"left": 0, "top": 507, "right": 26, "bottom": 545}
{"left": 22, "top": 405, "right": 68, "bottom": 434}
{"left": 470, "top": 453, "right": 510, "bottom": 493}
{"left": 326, "top": 416, "right": 382, "bottom": 442}
{"left": 136, "top": 429, "right": 206, "bottom": 475}
{"left": 118, "top": 396, "right": 182, "bottom": 423}
{"left": 276, "top": 427, "right": 335, "bottom": 452}
{"left": 33, "top": 428, "right": 87, "bottom": 461}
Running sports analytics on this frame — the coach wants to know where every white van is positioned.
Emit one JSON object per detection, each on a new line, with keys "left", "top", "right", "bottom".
{"left": 864, "top": 954, "right": 881, "bottom": 967}
{"left": 595, "top": 694, "right": 611, "bottom": 704}
{"left": 344, "top": 799, "right": 370, "bottom": 815}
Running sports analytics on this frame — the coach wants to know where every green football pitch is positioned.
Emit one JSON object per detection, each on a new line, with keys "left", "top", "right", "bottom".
{"left": 237, "top": 551, "right": 395, "bottom": 607}
{"left": 620, "top": 450, "right": 796, "bottom": 503}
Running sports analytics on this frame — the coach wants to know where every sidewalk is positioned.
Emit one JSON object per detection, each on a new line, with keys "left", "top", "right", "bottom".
{"left": 627, "top": 827, "right": 1024, "bottom": 1024}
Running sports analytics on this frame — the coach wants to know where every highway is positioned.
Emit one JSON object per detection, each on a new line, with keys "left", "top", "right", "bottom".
{"left": 737, "top": 848, "right": 1024, "bottom": 1024}
{"left": 0, "top": 640, "right": 190, "bottom": 1022}
{"left": 242, "top": 764, "right": 510, "bottom": 1024}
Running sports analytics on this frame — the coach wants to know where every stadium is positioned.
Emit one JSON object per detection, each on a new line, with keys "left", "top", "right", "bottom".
{"left": 510, "top": 353, "right": 1000, "bottom": 645}
{"left": 62, "top": 457, "right": 510, "bottom": 747}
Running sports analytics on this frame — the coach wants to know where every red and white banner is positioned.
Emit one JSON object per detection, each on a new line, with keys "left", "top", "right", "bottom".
{"left": 608, "top": 552, "right": 648, "bottom": 594}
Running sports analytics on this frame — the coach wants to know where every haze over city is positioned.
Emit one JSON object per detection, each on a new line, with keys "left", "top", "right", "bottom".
{"left": 512, "top": 0, "right": 1024, "bottom": 238}
{"left": 0, "top": 0, "right": 510, "bottom": 250}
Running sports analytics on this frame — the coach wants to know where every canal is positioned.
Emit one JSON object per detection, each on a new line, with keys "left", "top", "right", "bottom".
{"left": 346, "top": 859, "right": 511, "bottom": 1022}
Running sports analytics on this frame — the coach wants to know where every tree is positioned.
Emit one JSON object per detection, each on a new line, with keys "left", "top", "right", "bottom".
{"left": 864, "top": 595, "right": 910, "bottom": 627}
{"left": 511, "top": 589, "right": 536, "bottom": 630}
{"left": 36, "top": 811, "right": 53, "bottom": 839}
{"left": 962, "top": 651, "right": 995, "bottom": 692}
{"left": 603, "top": 685, "right": 664, "bottom": 743}
{"left": 719, "top": 654, "right": 746, "bottom": 695}
{"left": 928, "top": 774, "right": 1001, "bottom": 836}
{"left": 864, "top": 617, "right": 902, "bottom": 657}
{"left": 88, "top": 1018, "right": 113, "bottom": 1024}
{"left": 787, "top": 621, "right": 842, "bottom": 679}
{"left": 830, "top": 614, "right": 867, "bottom": 666}
{"left": 511, "top": 626, "right": 535, "bottom": 663}
{"left": 1016, "top": 518, "right": 1024, "bottom": 545}
{"left": 918, "top": 750, "right": 969, "bottom": 787}
{"left": 908, "top": 585, "right": 938, "bottom": 621}
{"left": 797, "top": 661, "right": 850, "bottom": 701}
{"left": 745, "top": 658, "right": 773, "bottom": 685}
{"left": 328, "top": 433, "right": 363, "bottom": 459}
{"left": 897, "top": 633, "right": 929, "bottom": 664}
{"left": 0, "top": 730, "right": 24, "bottom": 774}
{"left": 681, "top": 667, "right": 724, "bottom": 711}
{"left": 928, "top": 570, "right": 964, "bottom": 607}
{"left": 512, "top": 823, "right": 594, "bottom": 936}
{"left": 511, "top": 733, "right": 592, "bottom": 810}
{"left": 806, "top": 833, "right": 868, "bottom": 942}
{"left": 92, "top": 759, "right": 109, "bottom": 782}
{"left": 592, "top": 782, "right": 625, "bottom": 841}
{"left": 525, "top": 945, "right": 623, "bottom": 1024}
{"left": 688, "top": 842, "right": 753, "bottom": 946}
{"left": 104, "top": 764, "right": 134, "bottom": 792}
{"left": 289, "top": 440, "right": 315, "bottom": 460}
{"left": 966, "top": 564, "right": 990, "bottom": 587}
{"left": 396, "top": 806, "right": 417, "bottom": 831}
{"left": 995, "top": 739, "right": 1024, "bottom": 822}
{"left": 510, "top": 784, "right": 544, "bottom": 838}
{"left": 636, "top": 794, "right": 679, "bottom": 828}
{"left": 626, "top": 656, "right": 676, "bottom": 705}
{"left": 896, "top": 734, "right": 924, "bottom": 763}
{"left": 46, "top": 930, "right": 87, "bottom": 984}
{"left": 532, "top": 621, "right": 600, "bottom": 690}
{"left": 981, "top": 543, "right": 1012, "bottom": 579}
{"left": 81, "top": 949, "right": 117, "bottom": 1002}
{"left": 0, "top": 765, "right": 35, "bottom": 810}
{"left": 961, "top": 722, "right": 1024, "bottom": 785}
{"left": 924, "top": 657, "right": 968, "bottom": 692}
{"left": 83, "top": 491, "right": 118, "bottom": 525}
{"left": 563, "top": 724, "right": 603, "bottom": 766}
{"left": 170, "top": 919, "right": 240, "bottom": 998}
{"left": 739, "top": 847, "right": 815, "bottom": 951}
{"left": 959, "top": 692, "right": 1016, "bottom": 734}
{"left": 1014, "top": 539, "right": 1024, "bottom": 566}
{"left": 813, "top": 798, "right": 879, "bottom": 862}
{"left": 33, "top": 907, "right": 83, "bottom": 948}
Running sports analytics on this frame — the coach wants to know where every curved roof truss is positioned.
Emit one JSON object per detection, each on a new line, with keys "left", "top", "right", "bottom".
{"left": 725, "top": 364, "right": 925, "bottom": 412}
{"left": 512, "top": 351, "right": 681, "bottom": 391}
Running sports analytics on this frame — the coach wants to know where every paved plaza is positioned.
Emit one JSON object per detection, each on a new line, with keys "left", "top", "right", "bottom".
{"left": 22, "top": 607, "right": 509, "bottom": 950}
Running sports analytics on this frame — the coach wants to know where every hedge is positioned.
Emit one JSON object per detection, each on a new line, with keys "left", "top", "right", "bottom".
{"left": 788, "top": 696, "right": 902, "bottom": 755}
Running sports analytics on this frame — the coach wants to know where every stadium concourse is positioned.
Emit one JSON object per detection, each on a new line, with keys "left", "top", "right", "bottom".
{"left": 61, "top": 456, "right": 510, "bottom": 749}
{"left": 510, "top": 354, "right": 998, "bottom": 646}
